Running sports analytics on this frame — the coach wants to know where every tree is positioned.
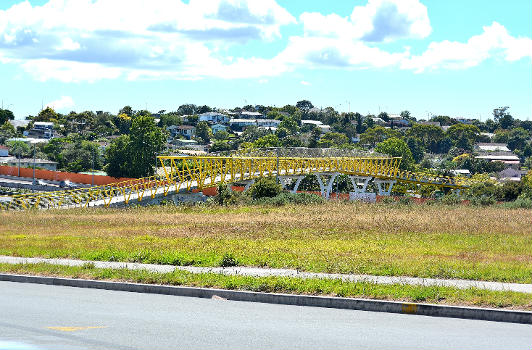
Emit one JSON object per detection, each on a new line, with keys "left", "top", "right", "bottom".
{"left": 34, "top": 107, "right": 58, "bottom": 122}
{"left": 400, "top": 110, "right": 415, "bottom": 121}
{"left": 105, "top": 135, "right": 131, "bottom": 178}
{"left": 128, "top": 116, "right": 166, "bottom": 177}
{"left": 0, "top": 121, "right": 16, "bottom": 144}
{"left": 296, "top": 100, "right": 313, "bottom": 116}
{"left": 446, "top": 124, "right": 480, "bottom": 150}
{"left": 0, "top": 109, "right": 15, "bottom": 124}
{"left": 430, "top": 115, "right": 455, "bottom": 126}
{"left": 118, "top": 106, "right": 134, "bottom": 117}
{"left": 359, "top": 126, "right": 401, "bottom": 147}
{"left": 210, "top": 140, "right": 232, "bottom": 153}
{"left": 6, "top": 140, "right": 31, "bottom": 158}
{"left": 308, "top": 127, "right": 321, "bottom": 148}
{"left": 254, "top": 134, "right": 280, "bottom": 148}
{"left": 317, "top": 132, "right": 349, "bottom": 148}
{"left": 378, "top": 112, "right": 389, "bottom": 122}
{"left": 278, "top": 117, "right": 299, "bottom": 135}
{"left": 406, "top": 124, "right": 444, "bottom": 152}
{"left": 406, "top": 137, "right": 424, "bottom": 163}
{"left": 177, "top": 104, "right": 197, "bottom": 115}
{"left": 114, "top": 113, "right": 132, "bottom": 134}
{"left": 492, "top": 106, "right": 509, "bottom": 123}
{"left": 375, "top": 137, "right": 414, "bottom": 170}
{"left": 106, "top": 116, "right": 166, "bottom": 178}
{"left": 213, "top": 130, "right": 230, "bottom": 141}
{"left": 195, "top": 121, "right": 211, "bottom": 144}
{"left": 507, "top": 127, "right": 529, "bottom": 152}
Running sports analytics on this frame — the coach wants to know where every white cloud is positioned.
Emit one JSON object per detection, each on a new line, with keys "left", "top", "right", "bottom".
{"left": 401, "top": 22, "right": 532, "bottom": 72}
{"left": 0, "top": 0, "right": 295, "bottom": 81}
{"left": 300, "top": 80, "right": 310, "bottom": 86}
{"left": 46, "top": 96, "right": 75, "bottom": 110}
{"left": 301, "top": 0, "right": 431, "bottom": 42}
{"left": 0, "top": 1, "right": 530, "bottom": 82}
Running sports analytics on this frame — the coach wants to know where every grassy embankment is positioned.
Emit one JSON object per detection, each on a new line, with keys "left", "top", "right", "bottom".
{"left": 0, "top": 202, "right": 530, "bottom": 309}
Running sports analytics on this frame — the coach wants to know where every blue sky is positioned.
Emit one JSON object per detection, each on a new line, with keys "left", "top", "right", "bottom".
{"left": 0, "top": 0, "right": 531, "bottom": 120}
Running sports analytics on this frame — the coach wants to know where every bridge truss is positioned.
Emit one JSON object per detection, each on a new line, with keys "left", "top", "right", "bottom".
{"left": 0, "top": 155, "right": 470, "bottom": 211}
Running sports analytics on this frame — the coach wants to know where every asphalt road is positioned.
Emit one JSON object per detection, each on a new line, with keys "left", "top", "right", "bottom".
{"left": 0, "top": 281, "right": 530, "bottom": 350}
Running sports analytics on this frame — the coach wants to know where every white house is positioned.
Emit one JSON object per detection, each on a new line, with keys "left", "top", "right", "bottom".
{"left": 229, "top": 119, "right": 257, "bottom": 131}
{"left": 475, "top": 143, "right": 511, "bottom": 152}
{"left": 256, "top": 119, "right": 281, "bottom": 128}
{"left": 211, "top": 124, "right": 228, "bottom": 134}
{"left": 240, "top": 111, "right": 263, "bottom": 119}
{"left": 199, "top": 112, "right": 230, "bottom": 124}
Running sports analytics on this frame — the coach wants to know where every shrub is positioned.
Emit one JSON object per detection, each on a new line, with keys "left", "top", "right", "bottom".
{"left": 213, "top": 183, "right": 233, "bottom": 205}
{"left": 441, "top": 193, "right": 461, "bottom": 205}
{"left": 248, "top": 177, "right": 282, "bottom": 199}
{"left": 469, "top": 196, "right": 496, "bottom": 206}
{"left": 220, "top": 253, "right": 238, "bottom": 267}
{"left": 502, "top": 197, "right": 532, "bottom": 209}
{"left": 496, "top": 181, "right": 523, "bottom": 202}
{"left": 398, "top": 196, "right": 413, "bottom": 205}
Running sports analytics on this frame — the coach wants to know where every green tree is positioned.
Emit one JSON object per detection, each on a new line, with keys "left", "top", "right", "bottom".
{"left": 105, "top": 135, "right": 131, "bottom": 178}
{"left": 406, "top": 124, "right": 444, "bottom": 152}
{"left": 375, "top": 137, "right": 414, "bottom": 170}
{"left": 406, "top": 137, "right": 424, "bottom": 163}
{"left": 6, "top": 140, "right": 31, "bottom": 158}
{"left": 0, "top": 109, "right": 15, "bottom": 124}
{"left": 446, "top": 124, "right": 480, "bottom": 150}
{"left": 33, "top": 107, "right": 58, "bottom": 123}
{"left": 254, "top": 134, "right": 280, "bottom": 148}
{"left": 213, "top": 130, "right": 230, "bottom": 141}
{"left": 278, "top": 117, "right": 299, "bottom": 134}
{"left": 507, "top": 127, "right": 529, "bottom": 152}
{"left": 308, "top": 127, "right": 321, "bottom": 148}
{"left": 0, "top": 121, "right": 16, "bottom": 144}
{"left": 106, "top": 116, "right": 166, "bottom": 178}
{"left": 195, "top": 121, "right": 211, "bottom": 144}
{"left": 359, "top": 126, "right": 401, "bottom": 147}
{"left": 118, "top": 106, "right": 134, "bottom": 117}
{"left": 317, "top": 132, "right": 349, "bottom": 148}
{"left": 296, "top": 100, "right": 313, "bottom": 116}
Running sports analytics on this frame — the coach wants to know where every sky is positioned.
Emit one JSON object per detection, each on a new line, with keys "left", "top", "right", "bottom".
{"left": 0, "top": 0, "right": 531, "bottom": 120}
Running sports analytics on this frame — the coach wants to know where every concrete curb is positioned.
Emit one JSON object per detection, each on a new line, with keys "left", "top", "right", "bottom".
{"left": 1, "top": 273, "right": 531, "bottom": 324}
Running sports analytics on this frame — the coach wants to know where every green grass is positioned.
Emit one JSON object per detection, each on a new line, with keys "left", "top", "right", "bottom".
{"left": 1, "top": 262, "right": 530, "bottom": 310}
{"left": 0, "top": 203, "right": 531, "bottom": 283}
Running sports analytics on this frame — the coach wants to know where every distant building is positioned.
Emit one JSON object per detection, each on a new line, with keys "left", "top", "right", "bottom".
{"left": 1, "top": 157, "right": 58, "bottom": 171}
{"left": 256, "top": 119, "right": 281, "bottom": 128}
{"left": 198, "top": 112, "right": 230, "bottom": 124}
{"left": 167, "top": 125, "right": 196, "bottom": 140}
{"left": 240, "top": 111, "right": 263, "bottom": 119}
{"left": 211, "top": 124, "right": 228, "bottom": 134}
{"left": 26, "top": 122, "right": 55, "bottom": 139}
{"left": 229, "top": 119, "right": 257, "bottom": 131}
{"left": 0, "top": 145, "right": 8, "bottom": 157}
{"left": 475, "top": 143, "right": 510, "bottom": 152}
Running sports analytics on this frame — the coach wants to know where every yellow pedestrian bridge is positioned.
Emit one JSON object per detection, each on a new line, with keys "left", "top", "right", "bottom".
{"left": 0, "top": 155, "right": 470, "bottom": 211}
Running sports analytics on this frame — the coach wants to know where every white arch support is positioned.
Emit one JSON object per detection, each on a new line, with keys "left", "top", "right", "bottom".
{"left": 278, "top": 175, "right": 305, "bottom": 194}
{"left": 374, "top": 179, "right": 396, "bottom": 196}
{"left": 316, "top": 172, "right": 339, "bottom": 199}
{"left": 348, "top": 176, "right": 372, "bottom": 194}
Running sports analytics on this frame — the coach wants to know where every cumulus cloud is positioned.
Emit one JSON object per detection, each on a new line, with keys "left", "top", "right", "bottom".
{"left": 402, "top": 22, "right": 532, "bottom": 72}
{"left": 300, "top": 80, "right": 310, "bottom": 86}
{"left": 301, "top": 0, "right": 431, "bottom": 42}
{"left": 0, "top": 0, "right": 295, "bottom": 81}
{"left": 0, "top": 0, "right": 530, "bottom": 82}
{"left": 46, "top": 96, "right": 75, "bottom": 110}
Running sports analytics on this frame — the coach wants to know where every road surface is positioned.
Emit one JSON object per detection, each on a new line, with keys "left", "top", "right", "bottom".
{"left": 0, "top": 281, "right": 530, "bottom": 350}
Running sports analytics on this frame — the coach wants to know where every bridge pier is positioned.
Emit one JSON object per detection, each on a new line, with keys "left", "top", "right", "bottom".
{"left": 374, "top": 179, "right": 396, "bottom": 196}
{"left": 242, "top": 180, "right": 255, "bottom": 192}
{"left": 278, "top": 176, "right": 305, "bottom": 194}
{"left": 348, "top": 176, "right": 373, "bottom": 194}
{"left": 316, "top": 172, "right": 339, "bottom": 199}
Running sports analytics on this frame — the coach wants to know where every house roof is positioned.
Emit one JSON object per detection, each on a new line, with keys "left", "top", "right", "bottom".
{"left": 177, "top": 125, "right": 196, "bottom": 130}
{"left": 230, "top": 119, "right": 257, "bottom": 123}
{"left": 476, "top": 143, "right": 510, "bottom": 152}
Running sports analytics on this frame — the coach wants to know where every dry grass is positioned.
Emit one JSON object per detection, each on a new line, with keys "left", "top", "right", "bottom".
{"left": 0, "top": 202, "right": 531, "bottom": 282}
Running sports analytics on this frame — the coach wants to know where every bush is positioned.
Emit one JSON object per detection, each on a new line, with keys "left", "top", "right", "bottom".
{"left": 441, "top": 193, "right": 461, "bottom": 205}
{"left": 496, "top": 181, "right": 523, "bottom": 202}
{"left": 502, "top": 197, "right": 532, "bottom": 209}
{"left": 248, "top": 177, "right": 282, "bottom": 199}
{"left": 213, "top": 183, "right": 233, "bottom": 205}
{"left": 469, "top": 196, "right": 496, "bottom": 206}
{"left": 220, "top": 253, "right": 238, "bottom": 267}
{"left": 398, "top": 196, "right": 413, "bottom": 205}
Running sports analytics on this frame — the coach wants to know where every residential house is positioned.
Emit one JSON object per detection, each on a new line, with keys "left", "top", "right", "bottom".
{"left": 199, "top": 112, "right": 230, "bottom": 124}
{"left": 167, "top": 125, "right": 196, "bottom": 140}
{"left": 475, "top": 143, "right": 511, "bottom": 152}
{"left": 211, "top": 124, "right": 228, "bottom": 134}
{"left": 240, "top": 111, "right": 263, "bottom": 119}
{"left": 25, "top": 122, "right": 55, "bottom": 139}
{"left": 229, "top": 119, "right": 257, "bottom": 131}
{"left": 256, "top": 119, "right": 281, "bottom": 128}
